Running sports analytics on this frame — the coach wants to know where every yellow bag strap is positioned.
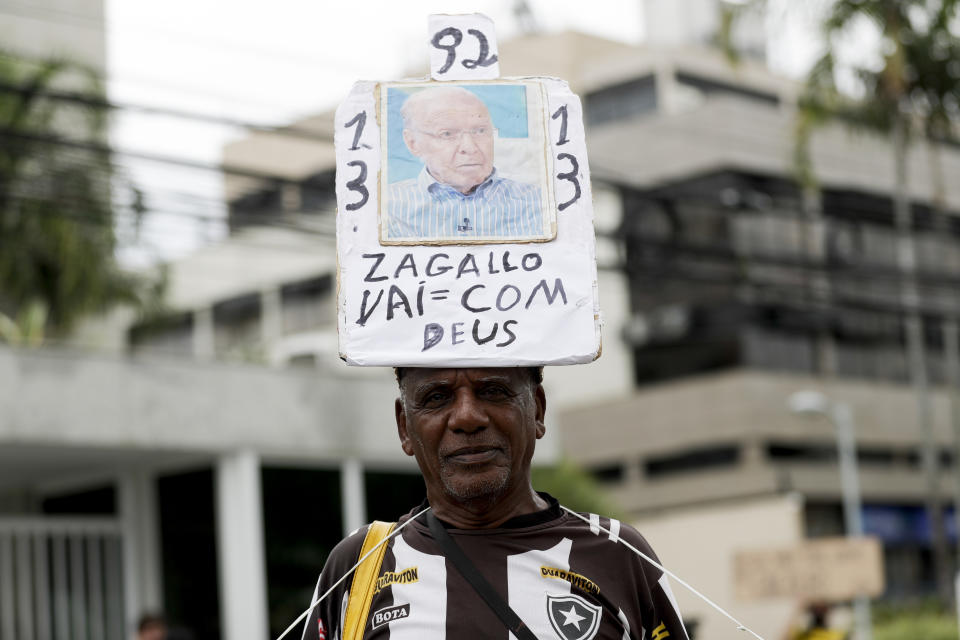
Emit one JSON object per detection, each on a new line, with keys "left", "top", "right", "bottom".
{"left": 342, "top": 520, "right": 396, "bottom": 640}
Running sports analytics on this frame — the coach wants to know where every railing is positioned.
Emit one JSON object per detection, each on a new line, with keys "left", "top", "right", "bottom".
{"left": 0, "top": 517, "right": 124, "bottom": 640}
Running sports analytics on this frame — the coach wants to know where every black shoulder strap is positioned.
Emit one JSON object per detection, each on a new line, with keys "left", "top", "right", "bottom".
{"left": 426, "top": 511, "right": 538, "bottom": 640}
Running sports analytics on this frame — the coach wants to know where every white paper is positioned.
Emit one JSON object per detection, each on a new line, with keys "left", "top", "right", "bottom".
{"left": 428, "top": 13, "right": 501, "bottom": 81}
{"left": 335, "top": 78, "right": 600, "bottom": 366}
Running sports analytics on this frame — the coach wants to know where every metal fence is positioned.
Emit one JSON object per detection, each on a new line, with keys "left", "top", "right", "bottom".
{"left": 0, "top": 517, "right": 124, "bottom": 640}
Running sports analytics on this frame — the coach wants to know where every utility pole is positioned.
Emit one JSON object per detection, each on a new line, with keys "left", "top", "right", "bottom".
{"left": 944, "top": 319, "right": 960, "bottom": 622}
{"left": 893, "top": 110, "right": 951, "bottom": 605}
{"left": 789, "top": 392, "right": 873, "bottom": 640}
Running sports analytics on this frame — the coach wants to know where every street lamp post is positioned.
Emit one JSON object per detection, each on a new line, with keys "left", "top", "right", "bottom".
{"left": 788, "top": 390, "right": 873, "bottom": 640}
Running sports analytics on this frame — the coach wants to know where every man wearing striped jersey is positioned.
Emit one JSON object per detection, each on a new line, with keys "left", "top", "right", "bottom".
{"left": 302, "top": 367, "right": 690, "bottom": 640}
{"left": 385, "top": 87, "right": 545, "bottom": 241}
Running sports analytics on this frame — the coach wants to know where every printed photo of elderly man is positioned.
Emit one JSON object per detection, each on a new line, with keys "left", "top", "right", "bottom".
{"left": 382, "top": 84, "right": 551, "bottom": 243}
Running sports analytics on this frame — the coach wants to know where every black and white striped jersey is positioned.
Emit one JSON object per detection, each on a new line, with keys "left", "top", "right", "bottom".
{"left": 302, "top": 496, "right": 689, "bottom": 640}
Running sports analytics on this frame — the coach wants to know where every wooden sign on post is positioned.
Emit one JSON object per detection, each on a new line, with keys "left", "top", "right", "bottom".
{"left": 733, "top": 537, "right": 885, "bottom": 602}
{"left": 335, "top": 14, "right": 600, "bottom": 366}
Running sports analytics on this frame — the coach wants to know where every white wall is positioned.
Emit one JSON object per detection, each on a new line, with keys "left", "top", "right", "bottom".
{"left": 633, "top": 494, "right": 804, "bottom": 640}
{"left": 539, "top": 183, "right": 633, "bottom": 463}
{"left": 543, "top": 183, "right": 633, "bottom": 411}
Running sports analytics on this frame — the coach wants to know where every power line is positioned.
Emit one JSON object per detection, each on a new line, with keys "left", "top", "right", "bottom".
{"left": 15, "top": 143, "right": 235, "bottom": 211}
{"left": 0, "top": 126, "right": 320, "bottom": 184}
{"left": 0, "top": 51, "right": 331, "bottom": 117}
{"left": 0, "top": 202, "right": 338, "bottom": 277}
{"left": 0, "top": 126, "right": 338, "bottom": 236}
{"left": 0, "top": 80, "right": 336, "bottom": 142}
{"left": 0, "top": 187, "right": 335, "bottom": 237}
{"left": 2, "top": 140, "right": 339, "bottom": 244}
{"left": 5, "top": 163, "right": 335, "bottom": 241}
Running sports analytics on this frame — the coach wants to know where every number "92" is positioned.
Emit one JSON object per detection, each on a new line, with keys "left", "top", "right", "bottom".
{"left": 431, "top": 27, "right": 498, "bottom": 74}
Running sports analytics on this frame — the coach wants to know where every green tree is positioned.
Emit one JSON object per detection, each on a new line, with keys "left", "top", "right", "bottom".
{"left": 873, "top": 600, "right": 959, "bottom": 640}
{"left": 0, "top": 52, "right": 161, "bottom": 344}
{"left": 532, "top": 458, "right": 624, "bottom": 518}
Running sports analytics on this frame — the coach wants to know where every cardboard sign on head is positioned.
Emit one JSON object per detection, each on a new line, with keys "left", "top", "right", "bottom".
{"left": 334, "top": 13, "right": 600, "bottom": 367}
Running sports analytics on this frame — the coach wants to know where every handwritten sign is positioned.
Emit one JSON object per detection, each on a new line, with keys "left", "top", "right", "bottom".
{"left": 334, "top": 14, "right": 599, "bottom": 367}
{"left": 428, "top": 14, "right": 500, "bottom": 81}
{"left": 733, "top": 537, "right": 884, "bottom": 602}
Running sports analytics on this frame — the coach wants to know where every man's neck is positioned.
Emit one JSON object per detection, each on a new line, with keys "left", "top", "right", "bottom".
{"left": 427, "top": 484, "right": 549, "bottom": 529}
{"left": 425, "top": 167, "right": 495, "bottom": 196}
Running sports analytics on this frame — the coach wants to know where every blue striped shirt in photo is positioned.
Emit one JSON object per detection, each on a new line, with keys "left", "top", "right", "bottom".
{"left": 385, "top": 168, "right": 544, "bottom": 241}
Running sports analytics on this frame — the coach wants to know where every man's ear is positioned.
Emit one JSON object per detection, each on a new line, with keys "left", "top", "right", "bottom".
{"left": 402, "top": 129, "right": 420, "bottom": 157}
{"left": 396, "top": 397, "right": 415, "bottom": 456}
{"left": 534, "top": 384, "right": 546, "bottom": 440}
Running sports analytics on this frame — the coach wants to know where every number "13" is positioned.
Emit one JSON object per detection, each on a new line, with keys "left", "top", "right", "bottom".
{"left": 552, "top": 105, "right": 580, "bottom": 212}
{"left": 343, "top": 111, "right": 369, "bottom": 211}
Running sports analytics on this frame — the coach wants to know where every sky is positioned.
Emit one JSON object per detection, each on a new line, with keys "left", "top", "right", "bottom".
{"left": 104, "top": 0, "right": 831, "bottom": 265}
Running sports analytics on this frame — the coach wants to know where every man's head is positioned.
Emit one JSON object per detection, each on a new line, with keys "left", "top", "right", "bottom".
{"left": 394, "top": 367, "right": 545, "bottom": 514}
{"left": 401, "top": 87, "right": 495, "bottom": 195}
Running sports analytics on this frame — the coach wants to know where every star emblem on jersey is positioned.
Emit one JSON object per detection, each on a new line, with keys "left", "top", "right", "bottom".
{"left": 546, "top": 594, "right": 601, "bottom": 640}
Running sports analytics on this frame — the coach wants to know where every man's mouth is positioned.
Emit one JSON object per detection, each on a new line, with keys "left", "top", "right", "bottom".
{"left": 444, "top": 445, "right": 502, "bottom": 464}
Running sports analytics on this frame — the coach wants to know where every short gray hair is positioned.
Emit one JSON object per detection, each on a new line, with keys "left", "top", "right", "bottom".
{"left": 394, "top": 367, "right": 544, "bottom": 388}
{"left": 400, "top": 86, "right": 488, "bottom": 131}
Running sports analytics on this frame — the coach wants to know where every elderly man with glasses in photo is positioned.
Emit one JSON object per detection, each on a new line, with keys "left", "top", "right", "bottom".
{"left": 385, "top": 86, "right": 545, "bottom": 240}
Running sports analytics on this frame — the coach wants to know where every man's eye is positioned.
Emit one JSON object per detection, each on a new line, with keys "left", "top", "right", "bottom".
{"left": 422, "top": 390, "right": 449, "bottom": 405}
{"left": 473, "top": 127, "right": 488, "bottom": 136}
{"left": 437, "top": 130, "right": 454, "bottom": 140}
{"left": 479, "top": 385, "right": 509, "bottom": 399}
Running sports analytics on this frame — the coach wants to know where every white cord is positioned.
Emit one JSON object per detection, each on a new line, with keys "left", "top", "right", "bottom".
{"left": 274, "top": 506, "right": 432, "bottom": 640}
{"left": 561, "top": 506, "right": 767, "bottom": 640}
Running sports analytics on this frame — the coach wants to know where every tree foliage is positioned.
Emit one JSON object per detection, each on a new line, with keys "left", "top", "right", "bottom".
{"left": 873, "top": 607, "right": 958, "bottom": 640}
{"left": 719, "top": 1, "right": 960, "bottom": 184}
{"left": 793, "top": 0, "right": 960, "bottom": 184}
{"left": 0, "top": 52, "right": 161, "bottom": 342}
{"left": 532, "top": 458, "right": 624, "bottom": 518}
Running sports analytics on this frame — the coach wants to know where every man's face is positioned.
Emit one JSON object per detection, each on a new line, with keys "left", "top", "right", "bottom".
{"left": 395, "top": 368, "right": 545, "bottom": 505}
{"left": 403, "top": 94, "right": 495, "bottom": 195}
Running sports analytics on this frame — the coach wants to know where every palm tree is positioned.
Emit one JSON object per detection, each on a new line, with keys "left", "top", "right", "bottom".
{"left": 0, "top": 52, "right": 161, "bottom": 343}
{"left": 723, "top": 0, "right": 960, "bottom": 606}
{"left": 794, "top": 0, "right": 959, "bottom": 607}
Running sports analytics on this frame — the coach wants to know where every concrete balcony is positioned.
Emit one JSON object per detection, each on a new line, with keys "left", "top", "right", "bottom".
{"left": 560, "top": 369, "right": 960, "bottom": 514}
{"left": 0, "top": 346, "right": 413, "bottom": 491}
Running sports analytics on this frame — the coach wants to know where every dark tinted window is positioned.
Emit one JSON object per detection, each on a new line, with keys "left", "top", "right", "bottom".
{"left": 586, "top": 75, "right": 657, "bottom": 126}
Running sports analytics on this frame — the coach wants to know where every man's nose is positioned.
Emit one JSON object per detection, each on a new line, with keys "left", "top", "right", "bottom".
{"left": 447, "top": 389, "right": 489, "bottom": 433}
{"left": 456, "top": 131, "right": 481, "bottom": 154}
